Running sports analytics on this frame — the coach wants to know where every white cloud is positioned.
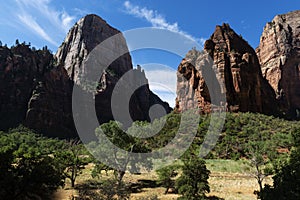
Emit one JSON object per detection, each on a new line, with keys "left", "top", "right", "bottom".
{"left": 123, "top": 1, "right": 205, "bottom": 45}
{"left": 13, "top": 0, "right": 76, "bottom": 47}
{"left": 17, "top": 13, "right": 59, "bottom": 46}
{"left": 145, "top": 70, "right": 176, "bottom": 93}
{"left": 141, "top": 64, "right": 177, "bottom": 107}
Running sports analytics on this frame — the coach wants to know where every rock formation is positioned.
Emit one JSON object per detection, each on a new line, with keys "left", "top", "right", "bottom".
{"left": 0, "top": 14, "right": 171, "bottom": 138}
{"left": 176, "top": 24, "right": 278, "bottom": 115}
{"left": 25, "top": 64, "right": 75, "bottom": 138}
{"left": 56, "top": 14, "right": 171, "bottom": 129}
{"left": 0, "top": 44, "right": 75, "bottom": 138}
{"left": 256, "top": 10, "right": 300, "bottom": 118}
{"left": 55, "top": 14, "right": 132, "bottom": 84}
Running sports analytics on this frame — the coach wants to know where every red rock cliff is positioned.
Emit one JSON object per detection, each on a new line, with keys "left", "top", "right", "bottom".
{"left": 176, "top": 24, "right": 278, "bottom": 115}
{"left": 256, "top": 10, "right": 300, "bottom": 118}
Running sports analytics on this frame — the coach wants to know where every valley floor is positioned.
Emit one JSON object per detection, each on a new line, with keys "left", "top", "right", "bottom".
{"left": 54, "top": 159, "right": 273, "bottom": 200}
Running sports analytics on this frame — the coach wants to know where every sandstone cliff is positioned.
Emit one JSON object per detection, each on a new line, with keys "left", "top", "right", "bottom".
{"left": 176, "top": 24, "right": 278, "bottom": 115}
{"left": 0, "top": 44, "right": 47, "bottom": 130}
{"left": 256, "top": 10, "right": 300, "bottom": 118}
{"left": 55, "top": 14, "right": 132, "bottom": 84}
{"left": 0, "top": 44, "right": 75, "bottom": 137}
{"left": 56, "top": 14, "right": 171, "bottom": 129}
{"left": 0, "top": 14, "right": 171, "bottom": 138}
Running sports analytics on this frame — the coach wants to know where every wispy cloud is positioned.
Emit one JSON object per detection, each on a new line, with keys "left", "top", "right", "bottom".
{"left": 13, "top": 0, "right": 76, "bottom": 47}
{"left": 17, "top": 13, "right": 58, "bottom": 46}
{"left": 123, "top": 1, "right": 205, "bottom": 45}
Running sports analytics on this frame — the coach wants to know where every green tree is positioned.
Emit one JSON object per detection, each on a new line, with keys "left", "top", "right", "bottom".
{"left": 260, "top": 129, "right": 300, "bottom": 200}
{"left": 156, "top": 164, "right": 179, "bottom": 194}
{"left": 175, "top": 156, "right": 210, "bottom": 200}
{"left": 244, "top": 127, "right": 274, "bottom": 194}
{"left": 55, "top": 139, "right": 90, "bottom": 188}
{"left": 0, "top": 127, "right": 65, "bottom": 199}
{"left": 88, "top": 121, "right": 152, "bottom": 199}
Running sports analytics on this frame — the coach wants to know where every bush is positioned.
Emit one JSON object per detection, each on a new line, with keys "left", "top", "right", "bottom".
{"left": 176, "top": 156, "right": 210, "bottom": 200}
{"left": 0, "top": 127, "right": 65, "bottom": 199}
{"left": 156, "top": 164, "right": 179, "bottom": 194}
{"left": 259, "top": 129, "right": 300, "bottom": 200}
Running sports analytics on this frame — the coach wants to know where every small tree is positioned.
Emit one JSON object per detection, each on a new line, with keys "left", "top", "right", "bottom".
{"left": 156, "top": 164, "right": 179, "bottom": 194}
{"left": 244, "top": 128, "right": 274, "bottom": 194}
{"left": 0, "top": 127, "right": 65, "bottom": 199}
{"left": 247, "top": 140, "right": 272, "bottom": 193}
{"left": 55, "top": 139, "right": 89, "bottom": 188}
{"left": 176, "top": 156, "right": 210, "bottom": 200}
{"left": 260, "top": 129, "right": 300, "bottom": 200}
{"left": 88, "top": 121, "right": 152, "bottom": 199}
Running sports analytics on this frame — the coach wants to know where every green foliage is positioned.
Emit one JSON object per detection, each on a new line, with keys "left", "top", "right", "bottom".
{"left": 55, "top": 139, "right": 90, "bottom": 188}
{"left": 176, "top": 156, "right": 210, "bottom": 200}
{"left": 106, "top": 67, "right": 118, "bottom": 77}
{"left": 244, "top": 129, "right": 274, "bottom": 193}
{"left": 89, "top": 121, "right": 152, "bottom": 199}
{"left": 101, "top": 179, "right": 130, "bottom": 200}
{"left": 144, "top": 113, "right": 181, "bottom": 149}
{"left": 260, "top": 129, "right": 300, "bottom": 200}
{"left": 211, "top": 112, "right": 297, "bottom": 159}
{"left": 0, "top": 126, "right": 65, "bottom": 199}
{"left": 156, "top": 164, "right": 180, "bottom": 194}
{"left": 206, "top": 159, "right": 251, "bottom": 173}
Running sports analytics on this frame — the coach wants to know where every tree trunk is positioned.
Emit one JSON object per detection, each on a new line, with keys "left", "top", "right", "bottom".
{"left": 116, "top": 170, "right": 125, "bottom": 187}
{"left": 164, "top": 187, "right": 169, "bottom": 194}
{"left": 258, "top": 179, "right": 263, "bottom": 193}
{"left": 71, "top": 179, "right": 75, "bottom": 188}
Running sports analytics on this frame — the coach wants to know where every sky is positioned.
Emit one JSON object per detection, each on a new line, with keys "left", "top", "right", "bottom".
{"left": 0, "top": 0, "right": 299, "bottom": 107}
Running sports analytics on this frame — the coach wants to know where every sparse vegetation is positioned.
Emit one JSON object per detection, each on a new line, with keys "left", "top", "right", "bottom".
{"left": 176, "top": 156, "right": 210, "bottom": 200}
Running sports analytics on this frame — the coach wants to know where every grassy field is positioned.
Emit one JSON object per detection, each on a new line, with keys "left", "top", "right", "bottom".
{"left": 54, "top": 159, "right": 272, "bottom": 200}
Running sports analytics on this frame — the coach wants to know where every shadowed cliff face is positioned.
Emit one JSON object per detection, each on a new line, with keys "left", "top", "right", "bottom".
{"left": 0, "top": 45, "right": 47, "bottom": 130}
{"left": 56, "top": 14, "right": 171, "bottom": 131}
{"left": 0, "top": 14, "right": 171, "bottom": 138}
{"left": 176, "top": 24, "right": 278, "bottom": 115}
{"left": 0, "top": 44, "right": 75, "bottom": 138}
{"left": 256, "top": 10, "right": 300, "bottom": 118}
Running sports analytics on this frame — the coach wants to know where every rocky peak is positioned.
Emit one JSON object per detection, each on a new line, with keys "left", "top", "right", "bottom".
{"left": 56, "top": 14, "right": 171, "bottom": 132}
{"left": 176, "top": 24, "right": 278, "bottom": 115}
{"left": 0, "top": 14, "right": 171, "bottom": 138}
{"left": 55, "top": 14, "right": 132, "bottom": 84}
{"left": 256, "top": 10, "right": 300, "bottom": 118}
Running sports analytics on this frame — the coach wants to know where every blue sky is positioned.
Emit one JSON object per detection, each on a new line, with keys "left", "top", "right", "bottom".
{"left": 0, "top": 0, "right": 299, "bottom": 107}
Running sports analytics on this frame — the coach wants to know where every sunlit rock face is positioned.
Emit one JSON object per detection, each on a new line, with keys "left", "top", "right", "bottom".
{"left": 0, "top": 14, "right": 171, "bottom": 138}
{"left": 256, "top": 10, "right": 300, "bottom": 118}
{"left": 176, "top": 24, "right": 278, "bottom": 116}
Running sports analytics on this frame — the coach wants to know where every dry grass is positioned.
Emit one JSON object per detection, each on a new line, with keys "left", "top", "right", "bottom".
{"left": 208, "top": 171, "right": 272, "bottom": 200}
{"left": 53, "top": 160, "right": 273, "bottom": 200}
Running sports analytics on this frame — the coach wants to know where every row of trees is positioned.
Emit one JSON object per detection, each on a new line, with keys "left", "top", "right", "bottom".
{"left": 1, "top": 111, "right": 300, "bottom": 199}
{"left": 88, "top": 120, "right": 211, "bottom": 199}
{"left": 0, "top": 126, "right": 90, "bottom": 199}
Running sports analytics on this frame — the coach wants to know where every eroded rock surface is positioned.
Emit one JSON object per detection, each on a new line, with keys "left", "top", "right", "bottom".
{"left": 256, "top": 10, "right": 300, "bottom": 118}
{"left": 176, "top": 24, "right": 278, "bottom": 115}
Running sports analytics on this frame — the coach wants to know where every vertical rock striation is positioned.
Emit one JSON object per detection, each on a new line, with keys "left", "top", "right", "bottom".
{"left": 56, "top": 14, "right": 171, "bottom": 128}
{"left": 256, "top": 10, "right": 300, "bottom": 118}
{"left": 0, "top": 14, "right": 171, "bottom": 138}
{"left": 176, "top": 24, "right": 278, "bottom": 115}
